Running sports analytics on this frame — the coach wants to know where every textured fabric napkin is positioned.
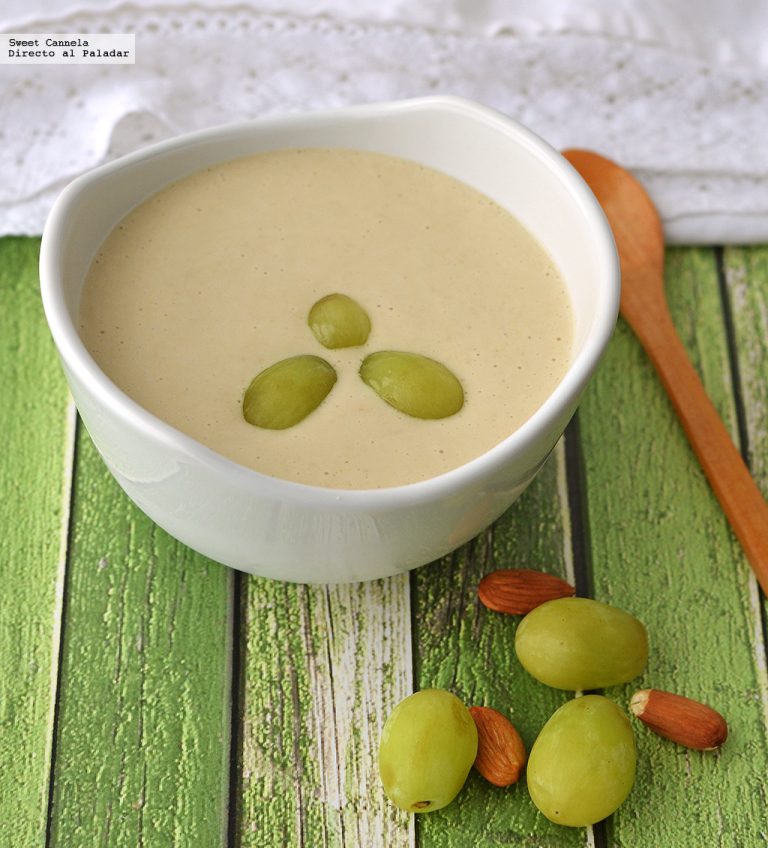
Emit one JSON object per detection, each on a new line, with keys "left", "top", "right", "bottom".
{"left": 1, "top": 0, "right": 767, "bottom": 242}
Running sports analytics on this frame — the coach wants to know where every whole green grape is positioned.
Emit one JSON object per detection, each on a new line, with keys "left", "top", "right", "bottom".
{"left": 515, "top": 597, "right": 648, "bottom": 690}
{"left": 379, "top": 689, "right": 478, "bottom": 813}
{"left": 242, "top": 354, "right": 336, "bottom": 429}
{"left": 527, "top": 695, "right": 636, "bottom": 827}
{"left": 360, "top": 351, "right": 464, "bottom": 420}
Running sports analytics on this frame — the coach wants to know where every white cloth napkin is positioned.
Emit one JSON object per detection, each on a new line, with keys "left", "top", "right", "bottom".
{"left": 2, "top": 0, "right": 767, "bottom": 243}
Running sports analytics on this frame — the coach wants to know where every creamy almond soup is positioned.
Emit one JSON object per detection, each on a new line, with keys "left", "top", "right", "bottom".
{"left": 79, "top": 149, "right": 573, "bottom": 489}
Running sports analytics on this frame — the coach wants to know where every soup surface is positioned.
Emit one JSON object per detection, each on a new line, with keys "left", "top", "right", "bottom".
{"left": 79, "top": 148, "right": 573, "bottom": 489}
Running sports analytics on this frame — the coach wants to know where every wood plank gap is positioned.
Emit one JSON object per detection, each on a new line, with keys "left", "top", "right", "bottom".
{"left": 321, "top": 587, "right": 346, "bottom": 848}
{"left": 563, "top": 414, "right": 594, "bottom": 598}
{"left": 562, "top": 416, "right": 607, "bottom": 848}
{"left": 556, "top": 438, "right": 576, "bottom": 588}
{"left": 409, "top": 568, "right": 421, "bottom": 703}
{"left": 44, "top": 403, "right": 78, "bottom": 848}
{"left": 227, "top": 571, "right": 246, "bottom": 848}
{"left": 408, "top": 561, "right": 421, "bottom": 847}
{"left": 715, "top": 247, "right": 753, "bottom": 468}
{"left": 405, "top": 575, "right": 419, "bottom": 848}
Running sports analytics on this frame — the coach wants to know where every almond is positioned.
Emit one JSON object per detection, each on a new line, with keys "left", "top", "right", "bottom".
{"left": 478, "top": 569, "right": 575, "bottom": 615}
{"left": 469, "top": 706, "right": 527, "bottom": 786}
{"left": 629, "top": 689, "right": 728, "bottom": 750}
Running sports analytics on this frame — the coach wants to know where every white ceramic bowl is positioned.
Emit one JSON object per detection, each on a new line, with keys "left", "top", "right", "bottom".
{"left": 40, "top": 96, "right": 619, "bottom": 584}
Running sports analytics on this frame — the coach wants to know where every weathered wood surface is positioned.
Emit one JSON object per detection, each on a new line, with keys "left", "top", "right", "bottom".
{"left": 413, "top": 445, "right": 587, "bottom": 848}
{"left": 238, "top": 575, "right": 413, "bottom": 847}
{"left": 0, "top": 238, "right": 74, "bottom": 848}
{"left": 47, "top": 428, "right": 233, "bottom": 847}
{"left": 579, "top": 248, "right": 768, "bottom": 846}
{"left": 3, "top": 237, "right": 768, "bottom": 847}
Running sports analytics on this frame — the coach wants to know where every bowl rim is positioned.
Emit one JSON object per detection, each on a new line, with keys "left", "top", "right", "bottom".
{"left": 39, "top": 94, "right": 619, "bottom": 508}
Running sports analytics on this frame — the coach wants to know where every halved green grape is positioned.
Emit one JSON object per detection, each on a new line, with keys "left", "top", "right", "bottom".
{"left": 527, "top": 695, "right": 637, "bottom": 827}
{"left": 360, "top": 351, "right": 464, "bottom": 420}
{"left": 242, "top": 354, "right": 337, "bottom": 430}
{"left": 378, "top": 689, "right": 478, "bottom": 813}
{"left": 308, "top": 293, "right": 371, "bottom": 349}
{"left": 515, "top": 597, "right": 648, "bottom": 690}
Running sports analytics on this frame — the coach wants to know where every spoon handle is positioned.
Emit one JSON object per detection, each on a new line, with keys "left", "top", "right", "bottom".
{"left": 624, "top": 293, "right": 768, "bottom": 597}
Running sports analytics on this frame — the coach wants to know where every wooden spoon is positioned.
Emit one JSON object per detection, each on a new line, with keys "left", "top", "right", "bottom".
{"left": 563, "top": 148, "right": 768, "bottom": 597}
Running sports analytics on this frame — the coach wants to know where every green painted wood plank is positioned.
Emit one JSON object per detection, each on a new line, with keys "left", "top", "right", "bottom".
{"left": 48, "top": 430, "right": 232, "bottom": 847}
{"left": 724, "top": 246, "right": 768, "bottom": 490}
{"left": 579, "top": 247, "right": 768, "bottom": 846}
{"left": 238, "top": 575, "right": 413, "bottom": 847}
{"left": 413, "top": 445, "right": 587, "bottom": 847}
{"left": 0, "top": 237, "right": 74, "bottom": 848}
{"left": 723, "top": 243, "right": 768, "bottom": 741}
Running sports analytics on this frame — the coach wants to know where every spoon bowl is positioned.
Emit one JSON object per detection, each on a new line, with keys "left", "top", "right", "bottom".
{"left": 563, "top": 150, "right": 667, "bottom": 333}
